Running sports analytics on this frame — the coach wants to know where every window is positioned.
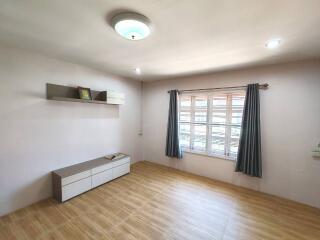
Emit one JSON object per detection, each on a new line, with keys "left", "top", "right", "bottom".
{"left": 179, "top": 91, "right": 245, "bottom": 160}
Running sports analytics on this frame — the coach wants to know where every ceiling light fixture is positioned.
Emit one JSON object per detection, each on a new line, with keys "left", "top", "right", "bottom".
{"left": 134, "top": 67, "right": 141, "bottom": 74}
{"left": 111, "top": 12, "right": 151, "bottom": 40}
{"left": 265, "top": 38, "right": 282, "bottom": 49}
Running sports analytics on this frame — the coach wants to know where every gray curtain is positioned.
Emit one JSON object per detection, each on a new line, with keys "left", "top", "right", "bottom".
{"left": 235, "top": 84, "right": 262, "bottom": 177}
{"left": 165, "top": 90, "right": 182, "bottom": 159}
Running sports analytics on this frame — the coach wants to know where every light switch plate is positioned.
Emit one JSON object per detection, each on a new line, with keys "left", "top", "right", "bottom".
{"left": 312, "top": 143, "right": 320, "bottom": 158}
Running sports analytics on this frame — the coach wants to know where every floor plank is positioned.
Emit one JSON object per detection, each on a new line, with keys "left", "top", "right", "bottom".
{"left": 1, "top": 161, "right": 319, "bottom": 240}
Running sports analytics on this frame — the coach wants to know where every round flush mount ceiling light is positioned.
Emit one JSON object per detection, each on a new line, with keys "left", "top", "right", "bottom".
{"left": 111, "top": 12, "right": 151, "bottom": 40}
{"left": 265, "top": 38, "right": 282, "bottom": 49}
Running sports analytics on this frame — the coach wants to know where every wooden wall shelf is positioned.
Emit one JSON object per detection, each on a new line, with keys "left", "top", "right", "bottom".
{"left": 46, "top": 83, "right": 123, "bottom": 105}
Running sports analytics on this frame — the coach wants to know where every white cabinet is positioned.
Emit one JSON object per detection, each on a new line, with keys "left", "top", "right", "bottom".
{"left": 52, "top": 154, "right": 130, "bottom": 202}
{"left": 112, "top": 157, "right": 130, "bottom": 167}
{"left": 113, "top": 163, "right": 130, "bottom": 179}
{"left": 62, "top": 177, "right": 91, "bottom": 202}
{"left": 92, "top": 162, "right": 113, "bottom": 175}
{"left": 61, "top": 170, "right": 91, "bottom": 186}
{"left": 92, "top": 169, "right": 113, "bottom": 188}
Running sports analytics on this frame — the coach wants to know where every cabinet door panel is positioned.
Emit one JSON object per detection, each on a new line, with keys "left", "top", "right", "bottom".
{"left": 92, "top": 162, "right": 112, "bottom": 175}
{"left": 61, "top": 170, "right": 91, "bottom": 186}
{"left": 113, "top": 163, "right": 130, "bottom": 179}
{"left": 92, "top": 169, "right": 113, "bottom": 188}
{"left": 62, "top": 177, "right": 91, "bottom": 201}
{"left": 112, "top": 157, "right": 130, "bottom": 168}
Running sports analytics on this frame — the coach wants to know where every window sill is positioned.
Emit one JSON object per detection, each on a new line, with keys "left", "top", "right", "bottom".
{"left": 182, "top": 149, "right": 236, "bottom": 161}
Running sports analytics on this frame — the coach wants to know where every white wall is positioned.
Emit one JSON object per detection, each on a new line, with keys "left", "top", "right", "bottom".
{"left": 142, "top": 60, "right": 320, "bottom": 208}
{"left": 0, "top": 45, "right": 142, "bottom": 216}
{"left": 1, "top": 44, "right": 319, "bottom": 217}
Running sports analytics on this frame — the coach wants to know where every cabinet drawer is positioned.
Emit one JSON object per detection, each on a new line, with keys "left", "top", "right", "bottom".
{"left": 62, "top": 177, "right": 91, "bottom": 202}
{"left": 92, "top": 162, "right": 113, "bottom": 175}
{"left": 92, "top": 169, "right": 113, "bottom": 188}
{"left": 113, "top": 163, "right": 130, "bottom": 179}
{"left": 112, "top": 157, "right": 130, "bottom": 168}
{"left": 61, "top": 170, "right": 91, "bottom": 186}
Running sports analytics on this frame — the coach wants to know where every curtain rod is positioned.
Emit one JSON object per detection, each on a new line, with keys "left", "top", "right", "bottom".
{"left": 167, "top": 83, "right": 269, "bottom": 93}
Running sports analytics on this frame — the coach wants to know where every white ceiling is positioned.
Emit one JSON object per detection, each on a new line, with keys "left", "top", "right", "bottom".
{"left": 0, "top": 0, "right": 320, "bottom": 81}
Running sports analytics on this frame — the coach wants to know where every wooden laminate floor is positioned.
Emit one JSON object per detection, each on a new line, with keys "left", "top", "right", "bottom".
{"left": 1, "top": 161, "right": 320, "bottom": 240}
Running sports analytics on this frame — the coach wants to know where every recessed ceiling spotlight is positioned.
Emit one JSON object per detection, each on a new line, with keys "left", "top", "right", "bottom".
{"left": 111, "top": 12, "right": 151, "bottom": 40}
{"left": 265, "top": 38, "right": 282, "bottom": 49}
{"left": 135, "top": 67, "right": 141, "bottom": 74}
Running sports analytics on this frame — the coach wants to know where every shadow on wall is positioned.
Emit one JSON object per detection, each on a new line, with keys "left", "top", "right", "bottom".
{"left": 1, "top": 94, "right": 120, "bottom": 119}
{"left": 45, "top": 101, "right": 120, "bottom": 119}
{"left": 11, "top": 87, "right": 120, "bottom": 118}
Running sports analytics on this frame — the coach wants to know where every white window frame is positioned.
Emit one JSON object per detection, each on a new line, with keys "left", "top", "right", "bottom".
{"left": 179, "top": 90, "right": 245, "bottom": 161}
